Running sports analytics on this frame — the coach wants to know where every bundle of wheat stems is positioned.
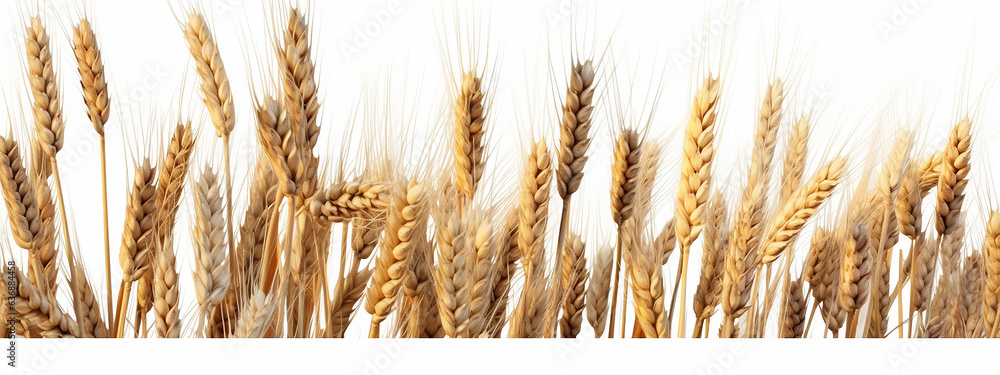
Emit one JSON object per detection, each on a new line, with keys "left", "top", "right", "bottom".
{"left": 3, "top": 7, "right": 999, "bottom": 340}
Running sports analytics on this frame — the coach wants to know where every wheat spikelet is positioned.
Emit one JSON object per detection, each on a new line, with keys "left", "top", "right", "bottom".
{"left": 760, "top": 157, "right": 847, "bottom": 265}
{"left": 693, "top": 194, "right": 728, "bottom": 327}
{"left": 675, "top": 76, "right": 720, "bottom": 248}
{"left": 155, "top": 122, "right": 195, "bottom": 246}
{"left": 72, "top": 18, "right": 110, "bottom": 135}
{"left": 780, "top": 116, "right": 809, "bottom": 204}
{"left": 365, "top": 178, "right": 426, "bottom": 332}
{"left": 119, "top": 159, "right": 157, "bottom": 284}
{"left": 153, "top": 238, "right": 182, "bottom": 338}
{"left": 559, "top": 233, "right": 587, "bottom": 338}
{"left": 779, "top": 276, "right": 805, "bottom": 338}
{"left": 557, "top": 60, "right": 596, "bottom": 199}
{"left": 935, "top": 118, "right": 971, "bottom": 237}
{"left": 453, "top": 72, "right": 487, "bottom": 200}
{"left": 191, "top": 167, "right": 231, "bottom": 322}
{"left": 184, "top": 12, "right": 234, "bottom": 138}
{"left": 819, "top": 232, "right": 847, "bottom": 336}
{"left": 586, "top": 244, "right": 613, "bottom": 337}
{"left": 938, "top": 222, "right": 965, "bottom": 337}
{"left": 803, "top": 228, "right": 829, "bottom": 300}
{"left": 985, "top": 210, "right": 1000, "bottom": 337}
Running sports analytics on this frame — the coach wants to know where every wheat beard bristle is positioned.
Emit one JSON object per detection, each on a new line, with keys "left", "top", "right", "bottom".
{"left": 72, "top": 18, "right": 110, "bottom": 135}
{"left": 453, "top": 72, "right": 486, "bottom": 201}
{"left": 184, "top": 12, "right": 234, "bottom": 138}
{"left": 191, "top": 167, "right": 231, "bottom": 325}
{"left": 557, "top": 60, "right": 596, "bottom": 199}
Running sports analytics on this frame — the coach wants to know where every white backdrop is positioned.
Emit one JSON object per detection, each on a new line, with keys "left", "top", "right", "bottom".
{"left": 3, "top": 0, "right": 1000, "bottom": 372}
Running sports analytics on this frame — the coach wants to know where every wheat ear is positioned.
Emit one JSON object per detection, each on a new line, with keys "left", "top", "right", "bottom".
{"left": 935, "top": 118, "right": 971, "bottom": 238}
{"left": 838, "top": 216, "right": 872, "bottom": 337}
{"left": 963, "top": 253, "right": 985, "bottom": 337}
{"left": 780, "top": 116, "right": 810, "bottom": 204}
{"left": 453, "top": 72, "right": 487, "bottom": 202}
{"left": 779, "top": 276, "right": 806, "bottom": 338}
{"left": 365, "top": 178, "right": 426, "bottom": 336}
{"left": 487, "top": 209, "right": 520, "bottom": 336}
{"left": 468, "top": 214, "right": 497, "bottom": 337}
{"left": 13, "top": 268, "right": 81, "bottom": 338}
{"left": 759, "top": 157, "right": 848, "bottom": 265}
{"left": 191, "top": 166, "right": 231, "bottom": 335}
{"left": 559, "top": 233, "right": 587, "bottom": 338}
{"left": 586, "top": 244, "right": 613, "bottom": 338}
{"left": 674, "top": 75, "right": 721, "bottom": 337}
{"left": 692, "top": 194, "right": 728, "bottom": 337}
{"left": 434, "top": 211, "right": 472, "bottom": 338}
{"left": 153, "top": 236, "right": 181, "bottom": 338}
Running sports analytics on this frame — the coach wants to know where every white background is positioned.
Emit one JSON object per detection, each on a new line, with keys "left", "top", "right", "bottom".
{"left": 4, "top": 0, "right": 1000, "bottom": 373}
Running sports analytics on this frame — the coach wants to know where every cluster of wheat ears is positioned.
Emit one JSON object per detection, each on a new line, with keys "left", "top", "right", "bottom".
{"left": 2, "top": 7, "right": 997, "bottom": 340}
